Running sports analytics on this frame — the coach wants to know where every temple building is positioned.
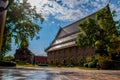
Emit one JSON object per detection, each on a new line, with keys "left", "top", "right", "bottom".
{"left": 14, "top": 48, "right": 48, "bottom": 65}
{"left": 34, "top": 56, "right": 48, "bottom": 65}
{"left": 14, "top": 47, "right": 34, "bottom": 64}
{"left": 45, "top": 5, "right": 110, "bottom": 66}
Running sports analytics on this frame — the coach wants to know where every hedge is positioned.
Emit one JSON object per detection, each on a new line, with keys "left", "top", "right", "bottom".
{"left": 0, "top": 61, "right": 16, "bottom": 67}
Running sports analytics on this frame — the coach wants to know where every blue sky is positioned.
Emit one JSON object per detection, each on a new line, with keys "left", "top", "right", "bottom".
{"left": 8, "top": 0, "right": 120, "bottom": 56}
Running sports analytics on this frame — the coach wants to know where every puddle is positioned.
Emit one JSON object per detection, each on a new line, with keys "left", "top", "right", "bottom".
{"left": 0, "top": 68, "right": 53, "bottom": 80}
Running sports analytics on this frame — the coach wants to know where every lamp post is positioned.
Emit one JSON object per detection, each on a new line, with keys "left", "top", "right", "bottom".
{"left": 0, "top": 0, "right": 12, "bottom": 58}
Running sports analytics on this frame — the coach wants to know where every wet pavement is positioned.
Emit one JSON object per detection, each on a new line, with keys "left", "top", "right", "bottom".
{"left": 0, "top": 67, "right": 120, "bottom": 80}
{"left": 0, "top": 67, "right": 52, "bottom": 80}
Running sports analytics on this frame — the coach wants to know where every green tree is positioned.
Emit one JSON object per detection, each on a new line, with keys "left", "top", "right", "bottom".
{"left": 1, "top": 0, "right": 44, "bottom": 57}
{"left": 76, "top": 6, "right": 119, "bottom": 56}
{"left": 76, "top": 18, "right": 100, "bottom": 47}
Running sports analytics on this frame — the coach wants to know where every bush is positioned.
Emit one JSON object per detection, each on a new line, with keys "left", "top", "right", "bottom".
{"left": 86, "top": 57, "right": 93, "bottom": 62}
{"left": 99, "top": 60, "right": 115, "bottom": 69}
{"left": 111, "top": 60, "right": 120, "bottom": 70}
{"left": 15, "top": 60, "right": 25, "bottom": 65}
{"left": 78, "top": 58, "right": 84, "bottom": 67}
{"left": 88, "top": 62, "right": 96, "bottom": 68}
{"left": 84, "top": 63, "right": 88, "bottom": 67}
{"left": 98, "top": 56, "right": 115, "bottom": 69}
{"left": 86, "top": 56, "right": 98, "bottom": 68}
{"left": 0, "top": 61, "right": 16, "bottom": 67}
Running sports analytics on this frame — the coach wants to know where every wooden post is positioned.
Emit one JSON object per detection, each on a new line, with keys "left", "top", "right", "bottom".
{"left": 0, "top": 1, "right": 8, "bottom": 58}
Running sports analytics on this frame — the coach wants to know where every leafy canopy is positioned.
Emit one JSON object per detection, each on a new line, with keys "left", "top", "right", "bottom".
{"left": 76, "top": 6, "right": 119, "bottom": 56}
{"left": 1, "top": 0, "right": 44, "bottom": 55}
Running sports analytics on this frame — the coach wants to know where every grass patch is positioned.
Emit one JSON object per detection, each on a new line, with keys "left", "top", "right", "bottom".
{"left": 78, "top": 67, "right": 97, "bottom": 70}
{"left": 16, "top": 63, "right": 35, "bottom": 67}
{"left": 47, "top": 65, "right": 97, "bottom": 70}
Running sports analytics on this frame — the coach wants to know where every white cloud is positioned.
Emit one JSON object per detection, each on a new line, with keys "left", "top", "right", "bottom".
{"left": 27, "top": 0, "right": 118, "bottom": 21}
{"left": 110, "top": 1, "right": 120, "bottom": 20}
{"left": 51, "top": 21, "right": 55, "bottom": 24}
{"left": 27, "top": 0, "right": 84, "bottom": 21}
{"left": 61, "top": 0, "right": 89, "bottom": 9}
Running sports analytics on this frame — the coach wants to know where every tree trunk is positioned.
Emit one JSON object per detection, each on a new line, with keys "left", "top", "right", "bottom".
{"left": 0, "top": 1, "right": 8, "bottom": 60}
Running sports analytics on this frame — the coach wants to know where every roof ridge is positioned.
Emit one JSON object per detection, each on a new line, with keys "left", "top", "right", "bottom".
{"left": 62, "top": 5, "right": 109, "bottom": 29}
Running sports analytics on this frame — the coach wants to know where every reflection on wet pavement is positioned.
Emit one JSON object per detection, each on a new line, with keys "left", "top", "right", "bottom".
{"left": 0, "top": 68, "right": 53, "bottom": 80}
{"left": 0, "top": 67, "right": 120, "bottom": 80}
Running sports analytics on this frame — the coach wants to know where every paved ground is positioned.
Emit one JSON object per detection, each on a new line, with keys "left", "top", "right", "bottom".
{"left": 41, "top": 67, "right": 120, "bottom": 80}
{"left": 0, "top": 67, "right": 120, "bottom": 80}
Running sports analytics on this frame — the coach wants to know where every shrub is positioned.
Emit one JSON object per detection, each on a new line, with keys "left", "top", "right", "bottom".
{"left": 88, "top": 61, "right": 96, "bottom": 68}
{"left": 98, "top": 56, "right": 115, "bottom": 69}
{"left": 84, "top": 63, "right": 88, "bottom": 67}
{"left": 0, "top": 61, "right": 16, "bottom": 67}
{"left": 78, "top": 58, "right": 84, "bottom": 67}
{"left": 86, "top": 56, "right": 97, "bottom": 62}
{"left": 99, "top": 60, "right": 115, "bottom": 69}
{"left": 111, "top": 60, "right": 120, "bottom": 70}
{"left": 15, "top": 60, "right": 26, "bottom": 65}
{"left": 86, "top": 56, "right": 98, "bottom": 68}
{"left": 86, "top": 57, "right": 91, "bottom": 62}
